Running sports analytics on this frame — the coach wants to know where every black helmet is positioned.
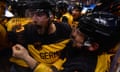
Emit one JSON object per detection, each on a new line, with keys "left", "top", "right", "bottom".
{"left": 71, "top": 4, "right": 82, "bottom": 11}
{"left": 28, "top": 1, "right": 52, "bottom": 10}
{"left": 10, "top": 0, "right": 29, "bottom": 17}
{"left": 27, "top": 1, "right": 52, "bottom": 17}
{"left": 78, "top": 12, "right": 120, "bottom": 52}
{"left": 56, "top": 1, "right": 68, "bottom": 11}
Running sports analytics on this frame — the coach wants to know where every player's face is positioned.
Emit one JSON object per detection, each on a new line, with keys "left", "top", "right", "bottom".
{"left": 71, "top": 29, "right": 85, "bottom": 48}
{"left": 31, "top": 11, "right": 49, "bottom": 35}
{"left": 71, "top": 28, "right": 99, "bottom": 51}
{"left": 72, "top": 8, "right": 80, "bottom": 20}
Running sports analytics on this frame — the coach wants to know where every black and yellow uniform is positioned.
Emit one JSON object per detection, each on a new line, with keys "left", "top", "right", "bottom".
{"left": 56, "top": 1, "right": 73, "bottom": 28}
{"left": 9, "top": 22, "right": 71, "bottom": 72}
{"left": 6, "top": 18, "right": 32, "bottom": 32}
{"left": 61, "top": 12, "right": 120, "bottom": 72}
{"left": 7, "top": 17, "right": 32, "bottom": 47}
{"left": 60, "top": 12, "right": 73, "bottom": 28}
{"left": 61, "top": 41, "right": 114, "bottom": 72}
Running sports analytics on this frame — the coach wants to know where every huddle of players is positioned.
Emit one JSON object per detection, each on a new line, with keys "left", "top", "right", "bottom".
{"left": 0, "top": 0, "right": 120, "bottom": 72}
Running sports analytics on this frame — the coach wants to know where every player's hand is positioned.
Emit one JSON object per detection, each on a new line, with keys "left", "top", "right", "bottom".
{"left": 12, "top": 44, "right": 29, "bottom": 60}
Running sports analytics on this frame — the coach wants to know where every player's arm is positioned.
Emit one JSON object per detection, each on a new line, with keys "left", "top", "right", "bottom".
{"left": 12, "top": 44, "right": 58, "bottom": 72}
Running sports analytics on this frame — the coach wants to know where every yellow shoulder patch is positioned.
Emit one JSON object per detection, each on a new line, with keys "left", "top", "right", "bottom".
{"left": 6, "top": 18, "right": 32, "bottom": 31}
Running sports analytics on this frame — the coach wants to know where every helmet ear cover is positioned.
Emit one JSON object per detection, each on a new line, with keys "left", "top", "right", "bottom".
{"left": 78, "top": 12, "right": 120, "bottom": 52}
